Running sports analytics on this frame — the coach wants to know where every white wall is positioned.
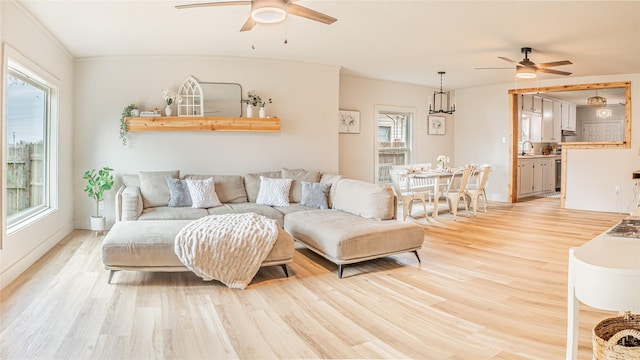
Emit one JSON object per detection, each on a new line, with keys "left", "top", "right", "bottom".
{"left": 73, "top": 56, "right": 340, "bottom": 229}
{"left": 1, "top": 1, "right": 75, "bottom": 289}
{"left": 339, "top": 76, "right": 455, "bottom": 182}
{"left": 455, "top": 74, "right": 640, "bottom": 213}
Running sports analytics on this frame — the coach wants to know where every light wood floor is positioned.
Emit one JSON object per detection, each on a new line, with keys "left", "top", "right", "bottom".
{"left": 0, "top": 198, "right": 626, "bottom": 359}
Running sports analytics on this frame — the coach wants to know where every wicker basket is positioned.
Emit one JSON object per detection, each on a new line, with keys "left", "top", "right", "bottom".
{"left": 593, "top": 313, "right": 640, "bottom": 360}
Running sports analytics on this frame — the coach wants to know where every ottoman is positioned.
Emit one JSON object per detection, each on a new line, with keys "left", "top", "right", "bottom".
{"left": 101, "top": 219, "right": 294, "bottom": 283}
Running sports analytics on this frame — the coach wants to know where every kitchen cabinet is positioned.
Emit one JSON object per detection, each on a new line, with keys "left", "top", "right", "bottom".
{"left": 538, "top": 158, "right": 556, "bottom": 192}
{"left": 561, "top": 102, "right": 577, "bottom": 131}
{"left": 552, "top": 100, "right": 562, "bottom": 141}
{"left": 541, "top": 98, "right": 556, "bottom": 142}
{"left": 521, "top": 94, "right": 543, "bottom": 114}
{"left": 518, "top": 157, "right": 557, "bottom": 197}
{"left": 518, "top": 159, "right": 535, "bottom": 197}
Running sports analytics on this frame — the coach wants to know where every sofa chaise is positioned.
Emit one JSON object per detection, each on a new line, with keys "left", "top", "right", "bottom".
{"left": 105, "top": 168, "right": 425, "bottom": 279}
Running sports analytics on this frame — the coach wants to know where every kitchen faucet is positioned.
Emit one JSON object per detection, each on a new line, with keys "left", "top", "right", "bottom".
{"left": 521, "top": 141, "right": 533, "bottom": 156}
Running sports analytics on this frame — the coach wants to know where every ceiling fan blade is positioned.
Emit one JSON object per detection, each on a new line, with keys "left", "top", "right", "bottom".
{"left": 498, "top": 56, "right": 523, "bottom": 67}
{"left": 287, "top": 3, "right": 337, "bottom": 25}
{"left": 536, "top": 60, "right": 573, "bottom": 69}
{"left": 175, "top": 1, "right": 251, "bottom": 10}
{"left": 537, "top": 68, "right": 572, "bottom": 76}
{"left": 239, "top": 16, "right": 255, "bottom": 32}
{"left": 475, "top": 67, "right": 514, "bottom": 70}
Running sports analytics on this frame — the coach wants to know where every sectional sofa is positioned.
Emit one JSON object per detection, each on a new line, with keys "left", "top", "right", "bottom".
{"left": 106, "top": 168, "right": 425, "bottom": 279}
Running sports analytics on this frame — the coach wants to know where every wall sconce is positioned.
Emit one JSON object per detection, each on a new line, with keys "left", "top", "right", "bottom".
{"left": 429, "top": 71, "right": 455, "bottom": 114}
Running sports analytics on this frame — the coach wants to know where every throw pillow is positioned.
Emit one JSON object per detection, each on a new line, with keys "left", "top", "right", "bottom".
{"left": 244, "top": 171, "right": 282, "bottom": 203}
{"left": 256, "top": 176, "right": 292, "bottom": 207}
{"left": 139, "top": 170, "right": 179, "bottom": 208}
{"left": 281, "top": 168, "right": 321, "bottom": 203}
{"left": 185, "top": 177, "right": 222, "bottom": 209}
{"left": 166, "top": 177, "right": 192, "bottom": 207}
{"left": 300, "top": 181, "right": 331, "bottom": 209}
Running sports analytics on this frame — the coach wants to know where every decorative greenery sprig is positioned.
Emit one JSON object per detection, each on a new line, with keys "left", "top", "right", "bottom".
{"left": 120, "top": 104, "right": 137, "bottom": 145}
{"left": 83, "top": 166, "right": 114, "bottom": 217}
{"left": 162, "top": 88, "right": 177, "bottom": 106}
{"left": 243, "top": 92, "right": 273, "bottom": 107}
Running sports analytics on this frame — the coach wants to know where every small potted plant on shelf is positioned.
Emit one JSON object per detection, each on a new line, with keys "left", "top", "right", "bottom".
{"left": 120, "top": 104, "right": 137, "bottom": 145}
{"left": 162, "top": 88, "right": 177, "bottom": 116}
{"left": 243, "top": 92, "right": 273, "bottom": 118}
{"left": 243, "top": 92, "right": 261, "bottom": 118}
{"left": 83, "top": 166, "right": 114, "bottom": 234}
{"left": 259, "top": 97, "right": 273, "bottom": 118}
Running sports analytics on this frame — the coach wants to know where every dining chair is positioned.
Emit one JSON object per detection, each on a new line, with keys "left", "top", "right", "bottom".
{"left": 389, "top": 169, "right": 429, "bottom": 221}
{"left": 443, "top": 167, "right": 472, "bottom": 220}
{"left": 466, "top": 164, "right": 491, "bottom": 215}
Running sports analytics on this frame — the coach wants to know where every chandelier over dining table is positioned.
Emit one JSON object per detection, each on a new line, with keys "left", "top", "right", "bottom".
{"left": 429, "top": 71, "right": 456, "bottom": 115}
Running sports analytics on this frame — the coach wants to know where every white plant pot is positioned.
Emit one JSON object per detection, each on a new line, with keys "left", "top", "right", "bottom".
{"left": 90, "top": 216, "right": 106, "bottom": 231}
{"left": 259, "top": 107, "right": 266, "bottom": 118}
{"left": 246, "top": 104, "right": 254, "bottom": 118}
{"left": 165, "top": 105, "right": 172, "bottom": 117}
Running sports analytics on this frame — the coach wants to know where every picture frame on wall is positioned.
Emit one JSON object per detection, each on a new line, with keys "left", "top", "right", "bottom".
{"left": 428, "top": 116, "right": 446, "bottom": 135}
{"left": 339, "top": 110, "right": 360, "bottom": 134}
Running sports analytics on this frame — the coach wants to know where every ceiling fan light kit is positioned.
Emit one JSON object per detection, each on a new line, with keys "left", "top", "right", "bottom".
{"left": 429, "top": 71, "right": 455, "bottom": 115}
{"left": 251, "top": 0, "right": 287, "bottom": 23}
{"left": 516, "top": 66, "right": 537, "bottom": 79}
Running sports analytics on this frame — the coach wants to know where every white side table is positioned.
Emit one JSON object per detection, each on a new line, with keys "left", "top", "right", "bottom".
{"left": 566, "top": 230, "right": 640, "bottom": 359}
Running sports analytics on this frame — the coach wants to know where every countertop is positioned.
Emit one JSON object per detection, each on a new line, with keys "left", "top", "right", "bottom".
{"left": 518, "top": 154, "right": 561, "bottom": 159}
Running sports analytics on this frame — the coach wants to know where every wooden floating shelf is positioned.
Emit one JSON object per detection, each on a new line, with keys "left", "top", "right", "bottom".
{"left": 125, "top": 116, "right": 280, "bottom": 132}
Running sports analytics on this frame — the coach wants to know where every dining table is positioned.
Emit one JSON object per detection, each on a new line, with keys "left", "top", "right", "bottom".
{"left": 408, "top": 169, "right": 459, "bottom": 219}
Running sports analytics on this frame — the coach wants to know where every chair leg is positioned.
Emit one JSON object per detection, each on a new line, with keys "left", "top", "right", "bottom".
{"left": 420, "top": 198, "right": 429, "bottom": 221}
{"left": 338, "top": 264, "right": 344, "bottom": 279}
{"left": 413, "top": 250, "right": 421, "bottom": 263}
{"left": 281, "top": 264, "right": 289, "bottom": 277}
{"left": 462, "top": 195, "right": 470, "bottom": 217}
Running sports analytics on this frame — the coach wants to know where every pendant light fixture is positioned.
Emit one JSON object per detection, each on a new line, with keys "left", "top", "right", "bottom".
{"left": 429, "top": 71, "right": 455, "bottom": 114}
{"left": 587, "top": 90, "right": 607, "bottom": 108}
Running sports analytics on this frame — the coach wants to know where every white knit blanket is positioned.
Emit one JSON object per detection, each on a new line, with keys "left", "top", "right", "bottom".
{"left": 174, "top": 213, "right": 279, "bottom": 289}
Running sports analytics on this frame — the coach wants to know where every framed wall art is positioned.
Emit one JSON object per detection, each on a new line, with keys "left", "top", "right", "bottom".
{"left": 428, "top": 115, "right": 446, "bottom": 135}
{"left": 339, "top": 110, "right": 360, "bottom": 134}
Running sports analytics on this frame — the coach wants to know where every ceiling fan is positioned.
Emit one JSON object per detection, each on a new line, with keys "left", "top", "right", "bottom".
{"left": 175, "top": 0, "right": 337, "bottom": 32}
{"left": 476, "top": 47, "right": 572, "bottom": 79}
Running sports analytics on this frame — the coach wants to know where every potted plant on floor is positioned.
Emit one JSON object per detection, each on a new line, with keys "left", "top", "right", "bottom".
{"left": 83, "top": 166, "right": 114, "bottom": 232}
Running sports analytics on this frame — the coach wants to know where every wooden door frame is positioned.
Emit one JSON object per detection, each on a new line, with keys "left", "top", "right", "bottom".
{"left": 507, "top": 81, "right": 631, "bottom": 205}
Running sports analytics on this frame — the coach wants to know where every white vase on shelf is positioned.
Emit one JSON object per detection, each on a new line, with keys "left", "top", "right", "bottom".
{"left": 165, "top": 105, "right": 172, "bottom": 117}
{"left": 246, "top": 104, "right": 253, "bottom": 118}
{"left": 259, "top": 106, "right": 266, "bottom": 118}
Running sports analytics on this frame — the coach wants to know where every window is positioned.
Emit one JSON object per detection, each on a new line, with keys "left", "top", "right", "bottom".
{"left": 5, "top": 58, "right": 56, "bottom": 230}
{"left": 375, "top": 108, "right": 414, "bottom": 184}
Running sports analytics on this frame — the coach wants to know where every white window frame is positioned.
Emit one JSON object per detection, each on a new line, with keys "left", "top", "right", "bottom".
{"left": 374, "top": 105, "right": 416, "bottom": 184}
{"left": 3, "top": 45, "right": 60, "bottom": 237}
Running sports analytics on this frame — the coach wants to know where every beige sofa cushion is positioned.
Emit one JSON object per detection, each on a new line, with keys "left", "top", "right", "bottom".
{"left": 184, "top": 174, "right": 248, "bottom": 203}
{"left": 284, "top": 210, "right": 424, "bottom": 263}
{"left": 120, "top": 186, "right": 143, "bottom": 220}
{"left": 139, "top": 170, "right": 179, "bottom": 208}
{"left": 102, "top": 220, "right": 294, "bottom": 268}
{"left": 319, "top": 173, "right": 342, "bottom": 208}
{"left": 137, "top": 206, "right": 209, "bottom": 221}
{"left": 332, "top": 179, "right": 395, "bottom": 220}
{"left": 281, "top": 168, "right": 321, "bottom": 203}
{"left": 244, "top": 171, "right": 282, "bottom": 203}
